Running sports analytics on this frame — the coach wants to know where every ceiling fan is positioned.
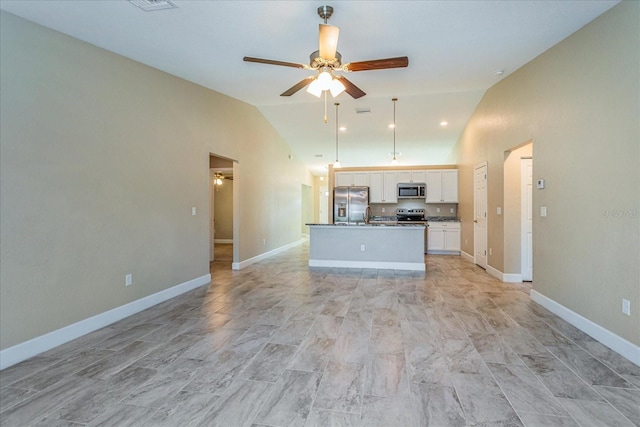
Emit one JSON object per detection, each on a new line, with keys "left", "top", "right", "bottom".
{"left": 243, "top": 5, "right": 409, "bottom": 100}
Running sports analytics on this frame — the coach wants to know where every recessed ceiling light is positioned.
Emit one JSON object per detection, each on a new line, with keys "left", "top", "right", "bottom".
{"left": 339, "top": 126, "right": 346, "bottom": 131}
{"left": 440, "top": 121, "right": 448, "bottom": 126}
{"left": 129, "top": 0, "right": 177, "bottom": 11}
{"left": 388, "top": 124, "right": 396, "bottom": 129}
{"left": 494, "top": 69, "right": 505, "bottom": 76}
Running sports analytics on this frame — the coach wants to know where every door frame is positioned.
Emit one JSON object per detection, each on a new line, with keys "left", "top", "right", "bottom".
{"left": 521, "top": 157, "right": 533, "bottom": 281}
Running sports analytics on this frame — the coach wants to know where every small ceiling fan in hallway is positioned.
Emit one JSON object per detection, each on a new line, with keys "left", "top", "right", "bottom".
{"left": 243, "top": 5, "right": 409, "bottom": 100}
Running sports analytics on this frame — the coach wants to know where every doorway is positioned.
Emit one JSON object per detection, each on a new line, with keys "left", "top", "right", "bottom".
{"left": 210, "top": 155, "right": 235, "bottom": 269}
{"left": 319, "top": 185, "right": 329, "bottom": 223}
{"left": 301, "top": 184, "right": 313, "bottom": 235}
{"left": 474, "top": 163, "right": 488, "bottom": 269}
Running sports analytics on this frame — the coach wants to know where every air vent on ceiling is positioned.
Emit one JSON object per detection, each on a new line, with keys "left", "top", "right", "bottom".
{"left": 355, "top": 107, "right": 371, "bottom": 114}
{"left": 129, "top": 0, "right": 178, "bottom": 11}
{"left": 314, "top": 154, "right": 324, "bottom": 158}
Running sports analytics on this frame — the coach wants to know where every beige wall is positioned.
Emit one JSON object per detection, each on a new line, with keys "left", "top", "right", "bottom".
{"left": 453, "top": 1, "right": 639, "bottom": 345}
{"left": 0, "top": 12, "right": 312, "bottom": 350}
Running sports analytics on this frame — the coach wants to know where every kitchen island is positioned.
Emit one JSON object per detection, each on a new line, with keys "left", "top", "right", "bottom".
{"left": 307, "top": 224, "right": 426, "bottom": 271}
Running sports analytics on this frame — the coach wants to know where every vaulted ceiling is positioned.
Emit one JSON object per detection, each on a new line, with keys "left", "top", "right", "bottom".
{"left": 0, "top": 0, "right": 619, "bottom": 174}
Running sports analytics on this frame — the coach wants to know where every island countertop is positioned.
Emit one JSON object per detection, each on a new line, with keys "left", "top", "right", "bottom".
{"left": 306, "top": 224, "right": 426, "bottom": 271}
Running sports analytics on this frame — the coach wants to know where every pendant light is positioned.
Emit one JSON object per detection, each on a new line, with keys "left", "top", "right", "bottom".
{"left": 391, "top": 97, "right": 399, "bottom": 165}
{"left": 333, "top": 102, "right": 341, "bottom": 168}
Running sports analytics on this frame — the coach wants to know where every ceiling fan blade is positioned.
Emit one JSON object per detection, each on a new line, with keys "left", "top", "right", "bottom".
{"left": 336, "top": 76, "right": 366, "bottom": 99}
{"left": 345, "top": 56, "right": 409, "bottom": 72}
{"left": 319, "top": 24, "right": 339, "bottom": 60}
{"left": 243, "top": 56, "right": 306, "bottom": 69}
{"left": 280, "top": 77, "right": 315, "bottom": 96}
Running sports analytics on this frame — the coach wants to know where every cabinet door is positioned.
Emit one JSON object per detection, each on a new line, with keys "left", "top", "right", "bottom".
{"left": 425, "top": 171, "right": 443, "bottom": 202}
{"left": 444, "top": 228, "right": 461, "bottom": 251}
{"left": 396, "top": 171, "right": 411, "bottom": 183}
{"left": 411, "top": 170, "right": 427, "bottom": 183}
{"left": 383, "top": 171, "right": 398, "bottom": 203}
{"left": 353, "top": 172, "right": 370, "bottom": 186}
{"left": 369, "top": 172, "right": 384, "bottom": 203}
{"left": 335, "top": 172, "right": 353, "bottom": 187}
{"left": 427, "top": 228, "right": 445, "bottom": 250}
{"left": 441, "top": 170, "right": 459, "bottom": 202}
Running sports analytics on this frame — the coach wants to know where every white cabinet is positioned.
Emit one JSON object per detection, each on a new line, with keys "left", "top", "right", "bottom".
{"left": 397, "top": 170, "right": 426, "bottom": 183}
{"left": 426, "top": 170, "right": 458, "bottom": 203}
{"left": 427, "top": 222, "right": 461, "bottom": 254}
{"left": 369, "top": 171, "right": 398, "bottom": 203}
{"left": 335, "top": 172, "right": 369, "bottom": 187}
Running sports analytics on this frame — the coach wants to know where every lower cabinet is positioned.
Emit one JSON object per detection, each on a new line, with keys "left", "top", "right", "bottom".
{"left": 427, "top": 222, "right": 461, "bottom": 254}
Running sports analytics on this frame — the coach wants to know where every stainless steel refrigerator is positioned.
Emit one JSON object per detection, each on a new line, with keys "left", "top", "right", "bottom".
{"left": 334, "top": 186, "right": 369, "bottom": 224}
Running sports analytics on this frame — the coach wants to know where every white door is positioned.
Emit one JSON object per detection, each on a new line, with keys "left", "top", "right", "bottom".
{"left": 474, "top": 163, "right": 488, "bottom": 269}
{"left": 521, "top": 158, "right": 533, "bottom": 281}
{"left": 319, "top": 186, "right": 329, "bottom": 224}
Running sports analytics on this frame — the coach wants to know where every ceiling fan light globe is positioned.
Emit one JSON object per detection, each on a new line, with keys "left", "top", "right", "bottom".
{"left": 329, "top": 79, "right": 345, "bottom": 97}
{"left": 333, "top": 160, "right": 341, "bottom": 168}
{"left": 317, "top": 71, "right": 333, "bottom": 88}
{"left": 306, "top": 79, "right": 323, "bottom": 97}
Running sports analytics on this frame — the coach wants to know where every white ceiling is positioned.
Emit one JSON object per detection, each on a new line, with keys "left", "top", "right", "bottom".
{"left": 0, "top": 0, "right": 619, "bottom": 175}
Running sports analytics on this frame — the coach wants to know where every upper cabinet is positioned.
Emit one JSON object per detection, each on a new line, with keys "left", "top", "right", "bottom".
{"left": 335, "top": 172, "right": 369, "bottom": 187}
{"left": 369, "top": 171, "right": 398, "bottom": 203}
{"left": 426, "top": 170, "right": 458, "bottom": 203}
{"left": 396, "top": 170, "right": 426, "bottom": 183}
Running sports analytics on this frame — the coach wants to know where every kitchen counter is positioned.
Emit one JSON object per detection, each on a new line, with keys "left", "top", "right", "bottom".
{"left": 306, "top": 224, "right": 426, "bottom": 271}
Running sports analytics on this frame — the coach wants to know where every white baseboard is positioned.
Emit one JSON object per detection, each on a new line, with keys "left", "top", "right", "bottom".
{"left": 531, "top": 290, "right": 640, "bottom": 367}
{"left": 232, "top": 239, "right": 306, "bottom": 270}
{"left": 309, "top": 259, "right": 425, "bottom": 271}
{"left": 0, "top": 274, "right": 211, "bottom": 371}
{"left": 460, "top": 250, "right": 474, "bottom": 263}
{"left": 214, "top": 239, "right": 233, "bottom": 244}
{"left": 485, "top": 264, "right": 522, "bottom": 283}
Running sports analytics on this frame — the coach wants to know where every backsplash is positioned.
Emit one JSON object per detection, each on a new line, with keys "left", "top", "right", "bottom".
{"left": 370, "top": 200, "right": 458, "bottom": 218}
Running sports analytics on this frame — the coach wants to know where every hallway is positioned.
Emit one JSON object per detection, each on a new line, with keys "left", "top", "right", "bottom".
{"left": 1, "top": 244, "right": 638, "bottom": 426}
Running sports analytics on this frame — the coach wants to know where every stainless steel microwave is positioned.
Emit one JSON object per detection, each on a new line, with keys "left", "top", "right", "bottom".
{"left": 397, "top": 183, "right": 426, "bottom": 199}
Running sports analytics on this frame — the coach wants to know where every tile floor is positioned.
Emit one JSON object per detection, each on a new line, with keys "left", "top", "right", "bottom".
{"left": 1, "top": 243, "right": 639, "bottom": 426}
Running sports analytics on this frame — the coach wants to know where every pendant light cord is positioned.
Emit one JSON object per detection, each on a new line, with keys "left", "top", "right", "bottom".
{"left": 392, "top": 97, "right": 398, "bottom": 163}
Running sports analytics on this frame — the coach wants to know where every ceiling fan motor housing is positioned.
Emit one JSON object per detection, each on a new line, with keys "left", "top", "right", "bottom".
{"left": 317, "top": 5, "right": 333, "bottom": 22}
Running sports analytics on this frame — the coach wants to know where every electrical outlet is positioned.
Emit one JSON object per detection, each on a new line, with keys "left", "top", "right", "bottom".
{"left": 382, "top": 208, "right": 386, "bottom": 213}
{"left": 436, "top": 207, "right": 441, "bottom": 213}
{"left": 450, "top": 208, "right": 454, "bottom": 213}
{"left": 540, "top": 206, "right": 547, "bottom": 217}
{"left": 360, "top": 244, "right": 365, "bottom": 252}
{"left": 465, "top": 239, "right": 468, "bottom": 245}
{"left": 497, "top": 207, "right": 502, "bottom": 215}
{"left": 262, "top": 238, "right": 266, "bottom": 245}
{"left": 622, "top": 299, "right": 631, "bottom": 316}
{"left": 125, "top": 274, "right": 132, "bottom": 286}
{"left": 489, "top": 248, "right": 493, "bottom": 256}
{"left": 191, "top": 207, "right": 197, "bottom": 216}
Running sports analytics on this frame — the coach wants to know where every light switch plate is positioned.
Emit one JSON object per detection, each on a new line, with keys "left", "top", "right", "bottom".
{"left": 497, "top": 207, "right": 502, "bottom": 215}
{"left": 537, "top": 179, "right": 545, "bottom": 189}
{"left": 540, "top": 206, "right": 547, "bottom": 217}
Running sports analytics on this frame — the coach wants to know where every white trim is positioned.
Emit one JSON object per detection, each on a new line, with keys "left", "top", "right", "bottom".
{"left": 531, "top": 290, "right": 640, "bottom": 367}
{"left": 461, "top": 250, "right": 474, "bottom": 263}
{"left": 232, "top": 239, "right": 306, "bottom": 270}
{"left": 427, "top": 251, "right": 461, "bottom": 255}
{"left": 309, "top": 259, "right": 425, "bottom": 271}
{"left": 0, "top": 274, "right": 211, "bottom": 371}
{"left": 503, "top": 273, "right": 522, "bottom": 283}
{"left": 214, "top": 239, "right": 233, "bottom": 244}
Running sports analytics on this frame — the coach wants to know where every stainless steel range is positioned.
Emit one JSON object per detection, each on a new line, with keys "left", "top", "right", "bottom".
{"left": 396, "top": 208, "right": 426, "bottom": 223}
